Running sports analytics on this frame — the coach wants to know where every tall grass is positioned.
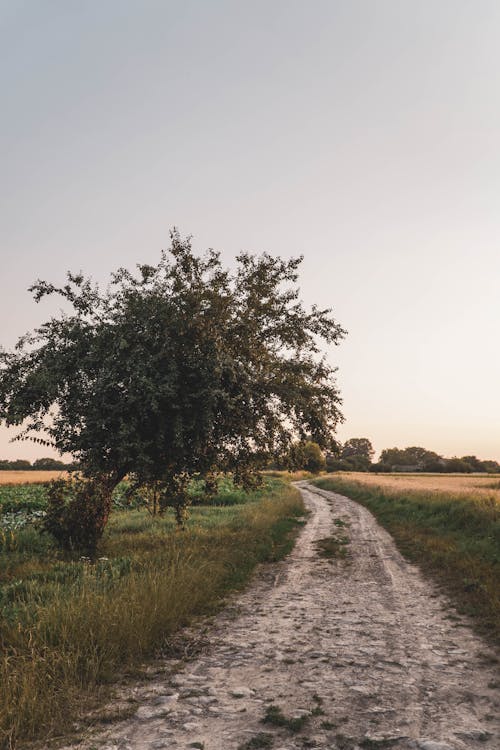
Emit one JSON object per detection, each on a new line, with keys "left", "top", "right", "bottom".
{"left": 314, "top": 476, "right": 500, "bottom": 643}
{"left": 0, "top": 480, "right": 304, "bottom": 749}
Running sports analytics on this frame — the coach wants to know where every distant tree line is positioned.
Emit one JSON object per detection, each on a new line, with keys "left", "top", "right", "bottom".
{"left": 324, "top": 440, "right": 500, "bottom": 474}
{"left": 0, "top": 457, "right": 75, "bottom": 471}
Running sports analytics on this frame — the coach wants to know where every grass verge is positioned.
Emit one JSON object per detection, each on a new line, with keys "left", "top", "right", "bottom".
{"left": 0, "top": 479, "right": 304, "bottom": 749}
{"left": 313, "top": 477, "right": 500, "bottom": 643}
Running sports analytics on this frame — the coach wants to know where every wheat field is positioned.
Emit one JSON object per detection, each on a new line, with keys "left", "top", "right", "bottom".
{"left": 0, "top": 470, "right": 68, "bottom": 485}
{"left": 338, "top": 471, "right": 500, "bottom": 499}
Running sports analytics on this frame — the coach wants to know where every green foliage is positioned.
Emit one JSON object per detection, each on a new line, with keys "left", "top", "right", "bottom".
{"left": 0, "top": 231, "right": 345, "bottom": 527}
{"left": 341, "top": 438, "right": 374, "bottom": 462}
{"left": 0, "top": 483, "right": 47, "bottom": 514}
{"left": 325, "top": 437, "right": 374, "bottom": 472}
{"left": 0, "top": 458, "right": 71, "bottom": 470}
{"left": 238, "top": 733, "right": 274, "bottom": 749}
{"left": 377, "top": 447, "right": 500, "bottom": 474}
{"left": 287, "top": 440, "right": 326, "bottom": 473}
{"left": 42, "top": 478, "right": 112, "bottom": 556}
{"left": 0, "top": 481, "right": 304, "bottom": 748}
{"left": 262, "top": 704, "right": 309, "bottom": 733}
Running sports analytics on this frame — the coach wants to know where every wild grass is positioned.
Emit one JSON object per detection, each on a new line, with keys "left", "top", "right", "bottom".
{"left": 262, "top": 704, "right": 309, "bottom": 733}
{"left": 0, "top": 478, "right": 304, "bottom": 749}
{"left": 314, "top": 476, "right": 500, "bottom": 643}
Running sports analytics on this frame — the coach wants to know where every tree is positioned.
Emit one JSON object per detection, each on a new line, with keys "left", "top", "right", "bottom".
{"left": 379, "top": 446, "right": 441, "bottom": 471}
{"left": 0, "top": 231, "right": 345, "bottom": 535}
{"left": 341, "top": 438, "right": 374, "bottom": 461}
{"left": 33, "top": 457, "right": 68, "bottom": 470}
{"left": 340, "top": 437, "right": 374, "bottom": 470}
{"left": 288, "top": 441, "right": 326, "bottom": 473}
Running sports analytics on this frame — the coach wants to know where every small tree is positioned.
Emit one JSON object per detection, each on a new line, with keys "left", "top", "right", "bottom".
{"left": 0, "top": 231, "right": 345, "bottom": 539}
{"left": 288, "top": 440, "right": 326, "bottom": 473}
{"left": 341, "top": 437, "right": 374, "bottom": 471}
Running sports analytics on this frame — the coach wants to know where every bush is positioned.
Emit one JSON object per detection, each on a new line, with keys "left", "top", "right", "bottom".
{"left": 42, "top": 478, "right": 112, "bottom": 556}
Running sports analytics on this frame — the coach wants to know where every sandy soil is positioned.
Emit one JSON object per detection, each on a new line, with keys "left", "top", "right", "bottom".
{"left": 67, "top": 482, "right": 499, "bottom": 750}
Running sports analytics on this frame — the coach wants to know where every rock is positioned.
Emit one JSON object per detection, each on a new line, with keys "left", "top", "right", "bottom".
{"left": 293, "top": 708, "right": 311, "bottom": 718}
{"left": 182, "top": 722, "right": 202, "bottom": 731}
{"left": 136, "top": 705, "right": 172, "bottom": 720}
{"left": 153, "top": 692, "right": 179, "bottom": 706}
{"left": 414, "top": 741, "right": 455, "bottom": 750}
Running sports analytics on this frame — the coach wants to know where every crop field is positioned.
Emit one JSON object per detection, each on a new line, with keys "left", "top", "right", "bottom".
{"left": 332, "top": 471, "right": 500, "bottom": 497}
{"left": 0, "top": 470, "right": 67, "bottom": 485}
{"left": 314, "top": 473, "right": 500, "bottom": 644}
{"left": 0, "top": 475, "right": 304, "bottom": 748}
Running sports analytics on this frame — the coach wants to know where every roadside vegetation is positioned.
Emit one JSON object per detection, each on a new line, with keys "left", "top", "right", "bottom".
{"left": 313, "top": 476, "right": 500, "bottom": 643}
{"left": 0, "top": 476, "right": 304, "bottom": 749}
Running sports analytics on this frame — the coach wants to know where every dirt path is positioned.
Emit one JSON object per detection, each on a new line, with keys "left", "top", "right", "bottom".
{"left": 71, "top": 482, "right": 499, "bottom": 750}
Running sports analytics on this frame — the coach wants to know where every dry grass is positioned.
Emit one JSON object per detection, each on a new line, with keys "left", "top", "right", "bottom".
{"left": 315, "top": 474, "right": 500, "bottom": 643}
{"left": 337, "top": 471, "right": 500, "bottom": 499}
{"left": 0, "top": 471, "right": 68, "bottom": 485}
{"left": 0, "top": 479, "right": 304, "bottom": 749}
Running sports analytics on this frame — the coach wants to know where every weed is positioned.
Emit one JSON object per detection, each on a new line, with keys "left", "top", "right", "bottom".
{"left": 310, "top": 694, "right": 325, "bottom": 716}
{"left": 360, "top": 738, "right": 400, "bottom": 749}
{"left": 315, "top": 534, "right": 349, "bottom": 559}
{"left": 0, "top": 481, "right": 304, "bottom": 749}
{"left": 335, "top": 734, "right": 355, "bottom": 750}
{"left": 320, "top": 720, "right": 337, "bottom": 730}
{"left": 333, "top": 518, "right": 348, "bottom": 527}
{"left": 238, "top": 733, "right": 274, "bottom": 749}
{"left": 262, "top": 704, "right": 309, "bottom": 733}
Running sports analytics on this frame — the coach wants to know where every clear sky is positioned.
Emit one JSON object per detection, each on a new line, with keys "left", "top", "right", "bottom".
{"left": 1, "top": 0, "right": 499, "bottom": 461}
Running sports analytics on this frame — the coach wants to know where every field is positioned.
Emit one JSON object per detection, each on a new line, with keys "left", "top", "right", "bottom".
{"left": 0, "top": 476, "right": 304, "bottom": 749}
{"left": 314, "top": 472, "right": 500, "bottom": 644}
{"left": 331, "top": 471, "right": 500, "bottom": 497}
{"left": 0, "top": 470, "right": 67, "bottom": 485}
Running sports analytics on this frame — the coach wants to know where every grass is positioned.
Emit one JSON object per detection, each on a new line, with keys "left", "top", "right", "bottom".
{"left": 313, "top": 475, "right": 500, "bottom": 643}
{"left": 261, "top": 704, "right": 310, "bottom": 733}
{"left": 0, "top": 477, "right": 304, "bottom": 749}
{"left": 315, "top": 534, "right": 349, "bottom": 560}
{"left": 238, "top": 733, "right": 274, "bottom": 749}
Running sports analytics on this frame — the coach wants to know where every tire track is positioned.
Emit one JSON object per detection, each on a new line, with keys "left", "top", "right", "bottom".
{"left": 66, "top": 482, "right": 499, "bottom": 750}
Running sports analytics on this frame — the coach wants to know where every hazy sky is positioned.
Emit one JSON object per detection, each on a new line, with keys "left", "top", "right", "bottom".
{"left": 1, "top": 0, "right": 499, "bottom": 461}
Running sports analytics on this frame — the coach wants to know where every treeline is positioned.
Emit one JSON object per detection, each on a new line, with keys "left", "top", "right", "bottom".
{"left": 325, "top": 440, "right": 500, "bottom": 474}
{"left": 0, "top": 457, "right": 74, "bottom": 471}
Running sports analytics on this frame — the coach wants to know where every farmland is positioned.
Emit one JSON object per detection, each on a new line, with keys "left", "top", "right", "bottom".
{"left": 326, "top": 470, "right": 500, "bottom": 497}
{"left": 313, "top": 472, "right": 500, "bottom": 643}
{"left": 0, "top": 475, "right": 304, "bottom": 748}
{"left": 0, "top": 470, "right": 67, "bottom": 485}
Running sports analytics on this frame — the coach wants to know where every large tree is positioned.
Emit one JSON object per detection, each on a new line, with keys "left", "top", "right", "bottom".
{"left": 0, "top": 231, "right": 345, "bottom": 522}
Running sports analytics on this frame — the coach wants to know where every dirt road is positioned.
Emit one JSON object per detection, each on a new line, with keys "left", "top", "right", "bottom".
{"left": 74, "top": 482, "right": 499, "bottom": 750}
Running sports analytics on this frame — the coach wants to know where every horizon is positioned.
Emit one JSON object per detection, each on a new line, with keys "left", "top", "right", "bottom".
{"left": 1, "top": 1, "right": 499, "bottom": 462}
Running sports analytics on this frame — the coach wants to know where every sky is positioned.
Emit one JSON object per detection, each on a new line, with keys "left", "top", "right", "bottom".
{"left": 1, "top": 0, "right": 499, "bottom": 461}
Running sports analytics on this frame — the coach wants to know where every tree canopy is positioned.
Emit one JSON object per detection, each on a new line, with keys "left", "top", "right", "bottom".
{"left": 0, "top": 231, "right": 346, "bottom": 505}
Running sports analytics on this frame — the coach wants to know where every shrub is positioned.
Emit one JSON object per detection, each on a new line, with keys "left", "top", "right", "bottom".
{"left": 42, "top": 478, "right": 112, "bottom": 556}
